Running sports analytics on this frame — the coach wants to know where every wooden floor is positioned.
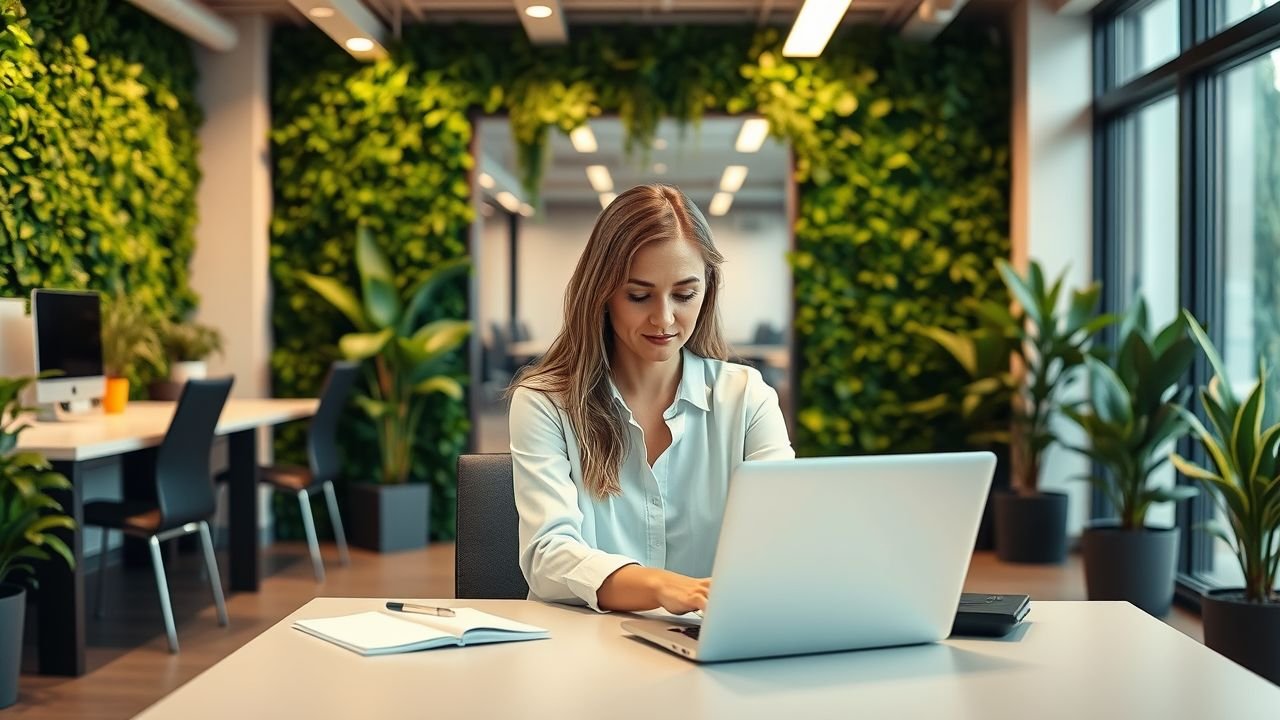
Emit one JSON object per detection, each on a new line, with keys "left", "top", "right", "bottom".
{"left": 9, "top": 543, "right": 1203, "bottom": 719}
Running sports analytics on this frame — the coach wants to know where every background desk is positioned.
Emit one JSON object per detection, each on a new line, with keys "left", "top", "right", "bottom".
{"left": 138, "top": 598, "right": 1280, "bottom": 719}
{"left": 17, "top": 399, "right": 317, "bottom": 676}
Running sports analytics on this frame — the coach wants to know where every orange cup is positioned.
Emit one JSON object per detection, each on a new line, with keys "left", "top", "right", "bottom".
{"left": 103, "top": 377, "right": 130, "bottom": 414}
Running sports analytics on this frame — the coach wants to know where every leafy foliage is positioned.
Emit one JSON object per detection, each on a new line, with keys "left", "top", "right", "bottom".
{"left": 919, "top": 260, "right": 1112, "bottom": 493}
{"left": 1061, "top": 301, "right": 1198, "bottom": 529}
{"left": 1172, "top": 312, "right": 1280, "bottom": 604}
{"left": 100, "top": 291, "right": 164, "bottom": 380}
{"left": 161, "top": 319, "right": 224, "bottom": 363}
{"left": 298, "top": 227, "right": 470, "bottom": 485}
{"left": 271, "top": 23, "right": 1010, "bottom": 537}
{"left": 0, "top": 0, "right": 201, "bottom": 346}
{"left": 0, "top": 375, "right": 75, "bottom": 587}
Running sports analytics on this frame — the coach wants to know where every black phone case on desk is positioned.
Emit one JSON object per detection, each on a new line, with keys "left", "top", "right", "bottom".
{"left": 950, "top": 593, "right": 1031, "bottom": 637}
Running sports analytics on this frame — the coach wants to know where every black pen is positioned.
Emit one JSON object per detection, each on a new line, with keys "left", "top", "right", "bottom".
{"left": 386, "top": 601, "right": 456, "bottom": 617}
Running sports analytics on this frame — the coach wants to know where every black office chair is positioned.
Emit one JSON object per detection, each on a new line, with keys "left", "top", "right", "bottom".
{"left": 247, "top": 361, "right": 360, "bottom": 583}
{"left": 85, "top": 377, "right": 233, "bottom": 654}
{"left": 455, "top": 454, "right": 528, "bottom": 599}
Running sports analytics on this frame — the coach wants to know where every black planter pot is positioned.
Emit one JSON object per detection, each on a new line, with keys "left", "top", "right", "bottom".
{"left": 0, "top": 583, "right": 25, "bottom": 709}
{"left": 1202, "top": 590, "right": 1280, "bottom": 685}
{"left": 993, "top": 491, "right": 1069, "bottom": 564}
{"left": 348, "top": 482, "right": 431, "bottom": 552}
{"left": 1081, "top": 526, "right": 1178, "bottom": 616}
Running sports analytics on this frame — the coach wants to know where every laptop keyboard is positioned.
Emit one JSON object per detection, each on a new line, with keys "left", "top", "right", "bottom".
{"left": 668, "top": 626, "right": 700, "bottom": 640}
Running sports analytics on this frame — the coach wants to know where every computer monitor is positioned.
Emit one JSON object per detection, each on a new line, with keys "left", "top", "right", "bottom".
{"left": 31, "top": 289, "right": 105, "bottom": 410}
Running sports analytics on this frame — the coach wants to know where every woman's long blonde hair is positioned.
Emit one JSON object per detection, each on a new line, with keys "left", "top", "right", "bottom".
{"left": 509, "top": 184, "right": 729, "bottom": 499}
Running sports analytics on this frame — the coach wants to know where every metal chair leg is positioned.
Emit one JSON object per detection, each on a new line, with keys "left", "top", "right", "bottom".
{"left": 198, "top": 521, "right": 229, "bottom": 627}
{"left": 322, "top": 481, "right": 350, "bottom": 566}
{"left": 298, "top": 490, "right": 325, "bottom": 583}
{"left": 95, "top": 528, "right": 110, "bottom": 619}
{"left": 148, "top": 535, "right": 179, "bottom": 654}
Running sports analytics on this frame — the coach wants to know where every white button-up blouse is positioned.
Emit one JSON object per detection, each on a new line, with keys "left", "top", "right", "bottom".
{"left": 509, "top": 349, "right": 795, "bottom": 611}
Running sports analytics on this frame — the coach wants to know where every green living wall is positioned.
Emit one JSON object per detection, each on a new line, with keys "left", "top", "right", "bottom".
{"left": 271, "top": 23, "right": 1010, "bottom": 539}
{"left": 0, "top": 0, "right": 201, "bottom": 336}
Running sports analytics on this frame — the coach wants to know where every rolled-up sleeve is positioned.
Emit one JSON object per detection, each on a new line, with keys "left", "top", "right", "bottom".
{"left": 743, "top": 370, "right": 796, "bottom": 461}
{"left": 509, "top": 387, "right": 637, "bottom": 611}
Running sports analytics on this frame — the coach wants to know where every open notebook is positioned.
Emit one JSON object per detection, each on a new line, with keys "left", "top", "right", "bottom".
{"left": 293, "top": 607, "right": 550, "bottom": 656}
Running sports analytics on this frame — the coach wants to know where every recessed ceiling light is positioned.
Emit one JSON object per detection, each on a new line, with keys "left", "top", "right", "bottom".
{"left": 653, "top": 162, "right": 668, "bottom": 174}
{"left": 719, "top": 165, "right": 748, "bottom": 193}
{"left": 708, "top": 192, "right": 734, "bottom": 217}
{"left": 585, "top": 165, "right": 614, "bottom": 193}
{"left": 478, "top": 172, "right": 495, "bottom": 189}
{"left": 525, "top": 4, "right": 554, "bottom": 18}
{"left": 783, "top": 0, "right": 853, "bottom": 58}
{"left": 569, "top": 125, "right": 598, "bottom": 153}
{"left": 307, "top": 6, "right": 335, "bottom": 18}
{"left": 345, "top": 37, "right": 374, "bottom": 52}
{"left": 599, "top": 192, "right": 617, "bottom": 209}
{"left": 653, "top": 138, "right": 668, "bottom": 150}
{"left": 735, "top": 118, "right": 770, "bottom": 153}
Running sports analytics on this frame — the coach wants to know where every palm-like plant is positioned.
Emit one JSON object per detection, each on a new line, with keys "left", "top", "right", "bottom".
{"left": 1061, "top": 301, "right": 1199, "bottom": 530}
{"left": 299, "top": 227, "right": 471, "bottom": 485}
{"left": 919, "top": 260, "right": 1112, "bottom": 493}
{"left": 0, "top": 376, "right": 75, "bottom": 587}
{"left": 1171, "top": 311, "right": 1280, "bottom": 603}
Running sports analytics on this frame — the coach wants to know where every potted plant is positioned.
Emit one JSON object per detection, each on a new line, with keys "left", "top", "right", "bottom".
{"left": 299, "top": 227, "right": 470, "bottom": 551}
{"left": 1170, "top": 311, "right": 1280, "bottom": 683}
{"left": 1061, "top": 300, "right": 1198, "bottom": 616}
{"left": 99, "top": 292, "right": 164, "bottom": 414}
{"left": 0, "top": 375, "right": 75, "bottom": 708}
{"left": 930, "top": 260, "right": 1112, "bottom": 563}
{"left": 150, "top": 319, "right": 224, "bottom": 401}
{"left": 910, "top": 325, "right": 1020, "bottom": 550}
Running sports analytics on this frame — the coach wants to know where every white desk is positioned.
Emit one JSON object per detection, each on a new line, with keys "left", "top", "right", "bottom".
{"left": 17, "top": 399, "right": 317, "bottom": 676}
{"left": 138, "top": 598, "right": 1280, "bottom": 719}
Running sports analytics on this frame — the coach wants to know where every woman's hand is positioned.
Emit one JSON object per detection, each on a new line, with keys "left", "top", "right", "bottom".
{"left": 597, "top": 565, "right": 711, "bottom": 614}
{"left": 652, "top": 571, "right": 710, "bottom": 615}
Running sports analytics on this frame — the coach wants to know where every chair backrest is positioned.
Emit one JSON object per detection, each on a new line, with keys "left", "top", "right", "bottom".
{"left": 155, "top": 377, "right": 233, "bottom": 529}
{"left": 455, "top": 453, "right": 528, "bottom": 599}
{"left": 308, "top": 361, "right": 361, "bottom": 484}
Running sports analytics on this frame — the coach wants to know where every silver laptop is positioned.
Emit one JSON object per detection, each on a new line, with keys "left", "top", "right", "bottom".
{"left": 621, "top": 452, "right": 996, "bottom": 663}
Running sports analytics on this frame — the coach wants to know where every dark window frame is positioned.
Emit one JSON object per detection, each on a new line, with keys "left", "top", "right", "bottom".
{"left": 1092, "top": 0, "right": 1280, "bottom": 608}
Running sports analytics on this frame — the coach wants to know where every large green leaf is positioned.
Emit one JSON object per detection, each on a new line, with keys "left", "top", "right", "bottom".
{"left": 298, "top": 271, "right": 371, "bottom": 332}
{"left": 338, "top": 328, "right": 394, "bottom": 360}
{"left": 997, "top": 260, "right": 1041, "bottom": 327}
{"left": 356, "top": 228, "right": 401, "bottom": 328}
{"left": 412, "top": 376, "right": 463, "bottom": 399}
{"left": 917, "top": 327, "right": 976, "bottom": 376}
{"left": 399, "top": 257, "right": 471, "bottom": 336}
{"left": 1183, "top": 310, "right": 1237, "bottom": 413}
{"left": 411, "top": 320, "right": 471, "bottom": 359}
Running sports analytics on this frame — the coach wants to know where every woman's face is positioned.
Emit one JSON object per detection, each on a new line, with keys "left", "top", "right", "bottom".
{"left": 606, "top": 237, "right": 708, "bottom": 366}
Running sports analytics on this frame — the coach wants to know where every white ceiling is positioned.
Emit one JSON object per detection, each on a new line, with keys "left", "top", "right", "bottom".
{"left": 202, "top": 0, "right": 924, "bottom": 28}
{"left": 478, "top": 116, "right": 789, "bottom": 209}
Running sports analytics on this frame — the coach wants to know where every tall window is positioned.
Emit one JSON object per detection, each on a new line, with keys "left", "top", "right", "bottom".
{"left": 1094, "top": 0, "right": 1280, "bottom": 597}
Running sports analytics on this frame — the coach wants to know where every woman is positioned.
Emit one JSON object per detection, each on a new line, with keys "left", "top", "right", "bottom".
{"left": 508, "top": 184, "right": 794, "bottom": 616}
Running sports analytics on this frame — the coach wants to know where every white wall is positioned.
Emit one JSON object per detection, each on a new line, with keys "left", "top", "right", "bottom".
{"left": 191, "top": 15, "right": 275, "bottom": 540}
{"left": 478, "top": 203, "right": 791, "bottom": 347}
{"left": 1011, "top": 0, "right": 1094, "bottom": 537}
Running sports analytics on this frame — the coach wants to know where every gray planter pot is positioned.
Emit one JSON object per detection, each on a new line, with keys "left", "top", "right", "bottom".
{"left": 1202, "top": 590, "right": 1280, "bottom": 685}
{"left": 1082, "top": 526, "right": 1178, "bottom": 616}
{"left": 348, "top": 482, "right": 430, "bottom": 552}
{"left": 993, "top": 491, "right": 1069, "bottom": 564}
{"left": 0, "top": 583, "right": 25, "bottom": 709}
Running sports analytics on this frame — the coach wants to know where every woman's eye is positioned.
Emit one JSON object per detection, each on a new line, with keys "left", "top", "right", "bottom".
{"left": 627, "top": 294, "right": 649, "bottom": 303}
{"left": 674, "top": 293, "right": 697, "bottom": 303}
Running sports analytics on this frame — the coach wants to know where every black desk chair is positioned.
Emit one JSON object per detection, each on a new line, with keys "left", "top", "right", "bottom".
{"left": 455, "top": 454, "right": 528, "bottom": 599}
{"left": 238, "top": 361, "right": 359, "bottom": 583}
{"left": 85, "top": 377, "right": 233, "bottom": 654}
